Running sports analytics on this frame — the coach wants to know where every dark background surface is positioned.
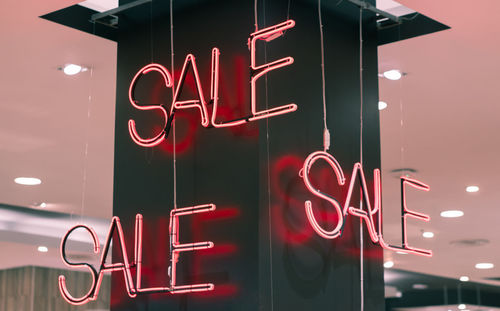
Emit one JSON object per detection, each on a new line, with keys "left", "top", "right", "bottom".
{"left": 111, "top": 0, "right": 384, "bottom": 310}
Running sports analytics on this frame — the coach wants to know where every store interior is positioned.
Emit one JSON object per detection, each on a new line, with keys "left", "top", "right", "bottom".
{"left": 0, "top": 0, "right": 499, "bottom": 310}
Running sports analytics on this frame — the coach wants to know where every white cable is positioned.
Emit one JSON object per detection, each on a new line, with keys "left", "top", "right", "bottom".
{"left": 359, "top": 7, "right": 364, "bottom": 311}
{"left": 254, "top": 0, "right": 258, "bottom": 31}
{"left": 170, "top": 0, "right": 177, "bottom": 210}
{"left": 318, "top": 0, "right": 330, "bottom": 151}
{"left": 260, "top": 2, "right": 274, "bottom": 309}
{"left": 80, "top": 23, "right": 96, "bottom": 222}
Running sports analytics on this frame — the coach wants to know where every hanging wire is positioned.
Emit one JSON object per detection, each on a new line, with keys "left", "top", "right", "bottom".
{"left": 283, "top": 0, "right": 292, "bottom": 35}
{"left": 286, "top": 0, "right": 291, "bottom": 20}
{"left": 79, "top": 22, "right": 97, "bottom": 223}
{"left": 397, "top": 24, "right": 405, "bottom": 177}
{"left": 358, "top": 7, "right": 365, "bottom": 311}
{"left": 150, "top": 0, "right": 154, "bottom": 62}
{"left": 145, "top": 0, "right": 155, "bottom": 164}
{"left": 170, "top": 0, "right": 177, "bottom": 210}
{"left": 259, "top": 1, "right": 275, "bottom": 309}
{"left": 254, "top": 0, "right": 259, "bottom": 31}
{"left": 318, "top": 0, "right": 330, "bottom": 151}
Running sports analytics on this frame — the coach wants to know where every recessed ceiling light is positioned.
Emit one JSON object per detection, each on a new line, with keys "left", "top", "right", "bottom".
{"left": 378, "top": 101, "right": 387, "bottom": 110}
{"left": 37, "top": 246, "right": 48, "bottom": 253}
{"left": 465, "top": 185, "right": 479, "bottom": 193}
{"left": 383, "top": 69, "right": 402, "bottom": 80}
{"left": 14, "top": 177, "right": 41, "bottom": 186}
{"left": 458, "top": 304, "right": 466, "bottom": 310}
{"left": 422, "top": 231, "right": 434, "bottom": 238}
{"left": 440, "top": 210, "right": 464, "bottom": 218}
{"left": 475, "top": 263, "right": 494, "bottom": 269}
{"left": 62, "top": 64, "right": 87, "bottom": 76}
{"left": 384, "top": 261, "right": 394, "bottom": 268}
{"left": 40, "top": 202, "right": 47, "bottom": 208}
{"left": 412, "top": 284, "right": 428, "bottom": 290}
{"left": 459, "top": 276, "right": 469, "bottom": 282}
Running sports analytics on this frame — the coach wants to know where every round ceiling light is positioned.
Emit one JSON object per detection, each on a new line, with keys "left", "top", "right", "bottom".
{"left": 384, "top": 261, "right": 394, "bottom": 268}
{"left": 63, "top": 64, "right": 86, "bottom": 75}
{"left": 422, "top": 231, "right": 434, "bottom": 238}
{"left": 459, "top": 276, "right": 469, "bottom": 282}
{"left": 383, "top": 69, "right": 402, "bottom": 80}
{"left": 14, "top": 177, "right": 41, "bottom": 186}
{"left": 465, "top": 185, "right": 479, "bottom": 193}
{"left": 440, "top": 210, "right": 464, "bottom": 218}
{"left": 378, "top": 101, "right": 387, "bottom": 110}
{"left": 475, "top": 263, "right": 494, "bottom": 269}
{"left": 458, "top": 304, "right": 466, "bottom": 310}
{"left": 37, "top": 246, "right": 48, "bottom": 253}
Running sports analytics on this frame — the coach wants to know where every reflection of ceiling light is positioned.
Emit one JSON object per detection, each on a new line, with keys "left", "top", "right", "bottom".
{"left": 458, "top": 304, "right": 466, "bottom": 310}
{"left": 440, "top": 210, "right": 464, "bottom": 218}
{"left": 459, "top": 276, "right": 469, "bottom": 282}
{"left": 412, "top": 284, "right": 428, "bottom": 290}
{"left": 465, "top": 185, "right": 479, "bottom": 193}
{"left": 396, "top": 251, "right": 407, "bottom": 255}
{"left": 475, "top": 263, "right": 494, "bottom": 269}
{"left": 384, "top": 261, "right": 394, "bottom": 268}
{"left": 37, "top": 246, "right": 48, "bottom": 253}
{"left": 14, "top": 177, "right": 41, "bottom": 185}
{"left": 33, "top": 202, "right": 47, "bottom": 208}
{"left": 62, "top": 64, "right": 87, "bottom": 75}
{"left": 383, "top": 69, "right": 402, "bottom": 80}
{"left": 422, "top": 231, "right": 434, "bottom": 238}
{"left": 378, "top": 101, "right": 387, "bottom": 110}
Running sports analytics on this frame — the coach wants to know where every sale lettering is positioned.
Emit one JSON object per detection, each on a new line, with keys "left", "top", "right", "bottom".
{"left": 59, "top": 204, "right": 215, "bottom": 305}
{"left": 128, "top": 20, "right": 297, "bottom": 147}
{"left": 59, "top": 19, "right": 432, "bottom": 304}
{"left": 301, "top": 151, "right": 431, "bottom": 257}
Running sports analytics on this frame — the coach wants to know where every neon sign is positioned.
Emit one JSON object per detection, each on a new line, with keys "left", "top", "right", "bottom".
{"left": 128, "top": 20, "right": 297, "bottom": 146}
{"left": 301, "top": 150, "right": 431, "bottom": 257}
{"left": 59, "top": 17, "right": 434, "bottom": 305}
{"left": 59, "top": 203, "right": 216, "bottom": 305}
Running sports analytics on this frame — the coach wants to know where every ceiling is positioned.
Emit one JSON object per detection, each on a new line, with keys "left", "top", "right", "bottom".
{"left": 0, "top": 0, "right": 499, "bottom": 306}
{"left": 378, "top": 0, "right": 500, "bottom": 289}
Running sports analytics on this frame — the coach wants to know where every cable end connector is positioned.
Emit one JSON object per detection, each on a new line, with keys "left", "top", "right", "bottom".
{"left": 323, "top": 128, "right": 331, "bottom": 151}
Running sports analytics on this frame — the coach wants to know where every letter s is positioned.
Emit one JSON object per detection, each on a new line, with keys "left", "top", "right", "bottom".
{"left": 58, "top": 225, "right": 100, "bottom": 305}
{"left": 302, "top": 151, "right": 346, "bottom": 239}
{"left": 128, "top": 64, "right": 173, "bottom": 147}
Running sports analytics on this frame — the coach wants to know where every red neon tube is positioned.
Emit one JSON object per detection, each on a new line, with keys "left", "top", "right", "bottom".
{"left": 58, "top": 225, "right": 100, "bottom": 305}
{"left": 249, "top": 20, "right": 298, "bottom": 121}
{"left": 343, "top": 163, "right": 380, "bottom": 243}
{"left": 171, "top": 54, "right": 210, "bottom": 128}
{"left": 128, "top": 64, "right": 173, "bottom": 147}
{"left": 377, "top": 173, "right": 432, "bottom": 257}
{"left": 169, "top": 204, "right": 216, "bottom": 293}
{"left": 302, "top": 151, "right": 346, "bottom": 239}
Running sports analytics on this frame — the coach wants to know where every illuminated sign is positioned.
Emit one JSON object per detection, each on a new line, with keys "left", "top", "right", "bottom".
{"left": 59, "top": 18, "right": 433, "bottom": 305}
{"left": 301, "top": 150, "right": 431, "bottom": 257}
{"left": 59, "top": 203, "right": 216, "bottom": 305}
{"left": 128, "top": 20, "right": 297, "bottom": 147}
